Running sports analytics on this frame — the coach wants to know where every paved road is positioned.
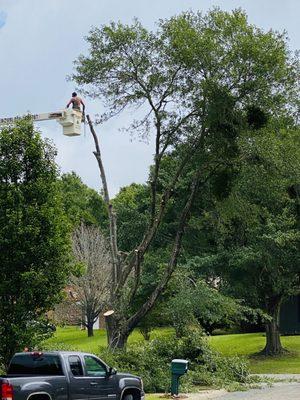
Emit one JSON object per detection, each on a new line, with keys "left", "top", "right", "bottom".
{"left": 216, "top": 382, "right": 300, "bottom": 400}
{"left": 185, "top": 376, "right": 300, "bottom": 399}
{"left": 187, "top": 377, "right": 300, "bottom": 400}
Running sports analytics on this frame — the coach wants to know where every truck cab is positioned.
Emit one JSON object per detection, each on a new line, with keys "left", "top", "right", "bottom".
{"left": 1, "top": 351, "right": 144, "bottom": 400}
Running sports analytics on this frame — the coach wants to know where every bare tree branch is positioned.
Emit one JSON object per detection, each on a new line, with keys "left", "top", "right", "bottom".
{"left": 87, "top": 115, "right": 120, "bottom": 286}
{"left": 119, "top": 128, "right": 206, "bottom": 289}
{"left": 126, "top": 168, "right": 202, "bottom": 331}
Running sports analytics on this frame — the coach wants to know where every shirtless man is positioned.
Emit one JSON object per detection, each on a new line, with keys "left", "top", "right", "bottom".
{"left": 66, "top": 92, "right": 85, "bottom": 116}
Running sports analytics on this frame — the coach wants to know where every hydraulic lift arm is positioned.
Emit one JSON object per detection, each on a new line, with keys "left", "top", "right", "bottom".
{"left": 0, "top": 109, "right": 82, "bottom": 136}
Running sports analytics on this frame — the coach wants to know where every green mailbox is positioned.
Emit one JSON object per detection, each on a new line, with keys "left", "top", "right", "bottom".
{"left": 171, "top": 359, "right": 188, "bottom": 395}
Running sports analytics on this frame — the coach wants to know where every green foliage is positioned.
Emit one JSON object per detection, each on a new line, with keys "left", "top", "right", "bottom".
{"left": 100, "top": 327, "right": 249, "bottom": 392}
{"left": 70, "top": 7, "right": 299, "bottom": 345}
{"left": 71, "top": 7, "right": 299, "bottom": 217}
{"left": 168, "top": 279, "right": 238, "bottom": 335}
{"left": 112, "top": 183, "right": 150, "bottom": 251}
{"left": 43, "top": 327, "right": 300, "bottom": 375}
{"left": 58, "top": 172, "right": 107, "bottom": 228}
{"left": 246, "top": 106, "right": 269, "bottom": 130}
{"left": 73, "top": 8, "right": 298, "bottom": 125}
{"left": 166, "top": 273, "right": 269, "bottom": 336}
{"left": 163, "top": 8, "right": 298, "bottom": 109}
{"left": 191, "top": 124, "right": 300, "bottom": 353}
{"left": 216, "top": 127, "right": 300, "bottom": 304}
{"left": 0, "top": 119, "right": 71, "bottom": 367}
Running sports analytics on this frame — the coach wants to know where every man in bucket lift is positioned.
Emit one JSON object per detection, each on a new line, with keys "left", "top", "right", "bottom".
{"left": 66, "top": 92, "right": 85, "bottom": 121}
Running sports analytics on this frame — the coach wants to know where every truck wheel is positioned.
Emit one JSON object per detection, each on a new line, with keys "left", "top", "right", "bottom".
{"left": 123, "top": 394, "right": 134, "bottom": 400}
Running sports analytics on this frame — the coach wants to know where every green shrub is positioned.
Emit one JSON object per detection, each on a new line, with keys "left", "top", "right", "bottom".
{"left": 99, "top": 327, "right": 249, "bottom": 392}
{"left": 100, "top": 342, "right": 170, "bottom": 393}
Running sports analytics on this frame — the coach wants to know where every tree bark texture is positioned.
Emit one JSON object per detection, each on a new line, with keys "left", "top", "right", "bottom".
{"left": 262, "top": 295, "right": 284, "bottom": 355}
{"left": 104, "top": 312, "right": 130, "bottom": 349}
{"left": 87, "top": 322, "right": 94, "bottom": 337}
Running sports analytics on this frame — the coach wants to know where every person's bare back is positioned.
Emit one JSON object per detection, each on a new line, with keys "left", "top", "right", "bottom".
{"left": 66, "top": 92, "right": 85, "bottom": 112}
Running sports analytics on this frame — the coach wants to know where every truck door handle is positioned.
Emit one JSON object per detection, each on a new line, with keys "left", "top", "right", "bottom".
{"left": 90, "top": 382, "right": 98, "bottom": 386}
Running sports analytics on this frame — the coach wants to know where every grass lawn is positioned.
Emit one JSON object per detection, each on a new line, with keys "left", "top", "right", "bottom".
{"left": 145, "top": 395, "right": 162, "bottom": 400}
{"left": 44, "top": 327, "right": 300, "bottom": 374}
{"left": 44, "top": 326, "right": 173, "bottom": 354}
{"left": 210, "top": 333, "right": 300, "bottom": 374}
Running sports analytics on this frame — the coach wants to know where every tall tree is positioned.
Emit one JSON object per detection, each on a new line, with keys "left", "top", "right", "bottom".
{"left": 71, "top": 8, "right": 298, "bottom": 348}
{"left": 0, "top": 119, "right": 70, "bottom": 368}
{"left": 194, "top": 125, "right": 300, "bottom": 355}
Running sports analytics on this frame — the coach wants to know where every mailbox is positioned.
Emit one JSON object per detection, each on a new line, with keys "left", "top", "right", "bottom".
{"left": 171, "top": 359, "right": 188, "bottom": 395}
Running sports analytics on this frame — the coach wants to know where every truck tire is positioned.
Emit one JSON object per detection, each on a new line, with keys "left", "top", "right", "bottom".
{"left": 123, "top": 394, "right": 134, "bottom": 400}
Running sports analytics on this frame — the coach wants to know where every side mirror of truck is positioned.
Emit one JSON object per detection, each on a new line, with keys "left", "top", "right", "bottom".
{"left": 108, "top": 367, "right": 117, "bottom": 376}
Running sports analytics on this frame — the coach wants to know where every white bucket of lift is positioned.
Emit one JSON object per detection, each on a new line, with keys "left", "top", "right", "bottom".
{"left": 58, "top": 109, "right": 81, "bottom": 136}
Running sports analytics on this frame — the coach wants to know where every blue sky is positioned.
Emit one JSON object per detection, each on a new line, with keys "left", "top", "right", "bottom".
{"left": 0, "top": 0, "right": 299, "bottom": 195}
{"left": 0, "top": 11, "right": 6, "bottom": 29}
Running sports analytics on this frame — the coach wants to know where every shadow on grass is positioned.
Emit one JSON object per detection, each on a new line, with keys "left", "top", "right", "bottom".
{"left": 250, "top": 348, "right": 293, "bottom": 360}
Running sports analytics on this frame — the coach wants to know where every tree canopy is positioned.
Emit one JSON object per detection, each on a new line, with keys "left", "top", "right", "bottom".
{"left": 71, "top": 8, "right": 299, "bottom": 348}
{"left": 58, "top": 172, "right": 107, "bottom": 228}
{"left": 0, "top": 119, "right": 71, "bottom": 367}
{"left": 191, "top": 124, "right": 300, "bottom": 354}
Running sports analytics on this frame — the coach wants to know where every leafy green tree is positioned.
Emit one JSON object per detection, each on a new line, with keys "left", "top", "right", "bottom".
{"left": 112, "top": 183, "right": 150, "bottom": 252}
{"left": 58, "top": 172, "right": 107, "bottom": 228}
{"left": 167, "top": 274, "right": 267, "bottom": 337}
{"left": 71, "top": 8, "right": 298, "bottom": 348}
{"left": 0, "top": 119, "right": 71, "bottom": 368}
{"left": 195, "top": 125, "right": 300, "bottom": 355}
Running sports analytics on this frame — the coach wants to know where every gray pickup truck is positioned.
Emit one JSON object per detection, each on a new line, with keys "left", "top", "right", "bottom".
{"left": 0, "top": 351, "right": 144, "bottom": 400}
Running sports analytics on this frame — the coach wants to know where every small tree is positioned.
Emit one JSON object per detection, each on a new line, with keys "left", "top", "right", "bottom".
{"left": 71, "top": 224, "right": 111, "bottom": 336}
{"left": 0, "top": 119, "right": 70, "bottom": 368}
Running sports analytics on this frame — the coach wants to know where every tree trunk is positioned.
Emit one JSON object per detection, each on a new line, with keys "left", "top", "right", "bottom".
{"left": 262, "top": 295, "right": 284, "bottom": 355}
{"left": 87, "top": 321, "right": 94, "bottom": 337}
{"left": 84, "top": 306, "right": 94, "bottom": 337}
{"left": 107, "top": 329, "right": 129, "bottom": 349}
{"left": 104, "top": 311, "right": 130, "bottom": 349}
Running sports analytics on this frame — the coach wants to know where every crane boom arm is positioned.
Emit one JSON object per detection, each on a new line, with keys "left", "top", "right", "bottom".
{"left": 0, "top": 111, "right": 64, "bottom": 125}
{"left": 32, "top": 111, "right": 64, "bottom": 122}
{"left": 0, "top": 109, "right": 82, "bottom": 137}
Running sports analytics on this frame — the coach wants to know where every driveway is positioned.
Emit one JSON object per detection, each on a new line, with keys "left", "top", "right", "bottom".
{"left": 186, "top": 375, "right": 300, "bottom": 400}
{"left": 217, "top": 382, "right": 300, "bottom": 399}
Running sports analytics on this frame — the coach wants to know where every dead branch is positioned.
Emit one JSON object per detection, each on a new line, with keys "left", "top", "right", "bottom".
{"left": 87, "top": 115, "right": 120, "bottom": 286}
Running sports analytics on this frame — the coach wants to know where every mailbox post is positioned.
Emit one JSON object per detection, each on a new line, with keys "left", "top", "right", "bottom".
{"left": 171, "top": 359, "right": 188, "bottom": 396}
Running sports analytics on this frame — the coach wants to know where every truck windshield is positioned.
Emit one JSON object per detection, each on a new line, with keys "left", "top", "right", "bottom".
{"left": 8, "top": 354, "right": 63, "bottom": 375}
